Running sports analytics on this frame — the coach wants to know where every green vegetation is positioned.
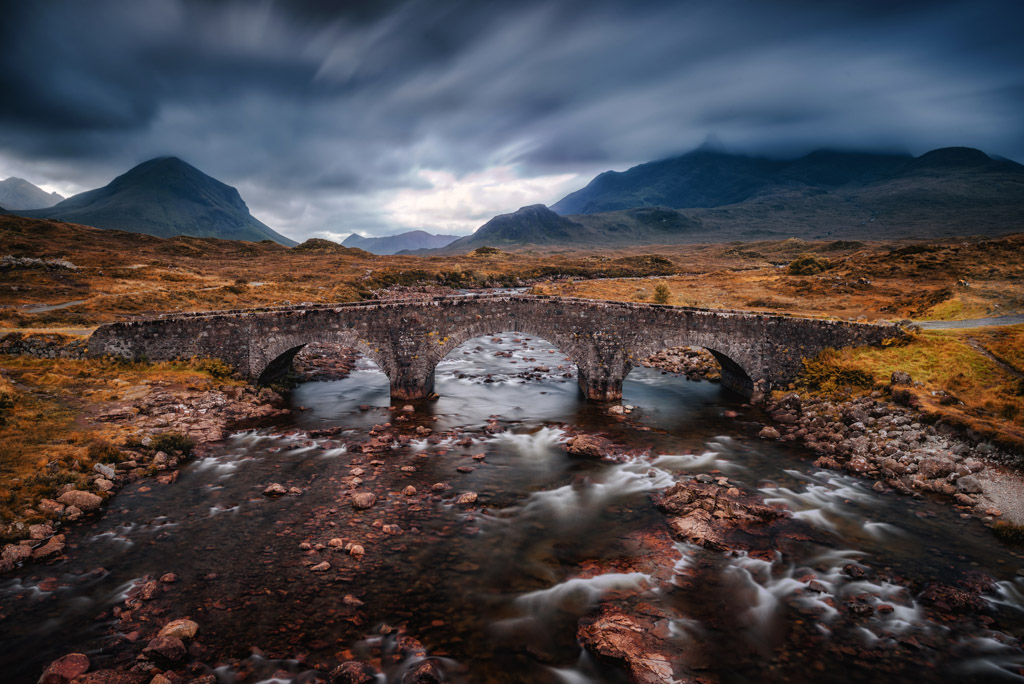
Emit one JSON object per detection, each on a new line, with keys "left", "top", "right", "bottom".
{"left": 786, "top": 254, "right": 832, "bottom": 276}
{"left": 653, "top": 282, "right": 671, "bottom": 304}
{"left": 795, "top": 347, "right": 875, "bottom": 397}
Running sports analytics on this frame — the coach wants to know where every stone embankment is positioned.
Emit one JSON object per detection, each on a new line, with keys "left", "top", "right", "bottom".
{"left": 0, "top": 332, "right": 87, "bottom": 359}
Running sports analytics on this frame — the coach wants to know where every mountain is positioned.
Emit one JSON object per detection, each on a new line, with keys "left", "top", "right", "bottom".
{"left": 18, "top": 157, "right": 296, "bottom": 246}
{"left": 341, "top": 230, "right": 462, "bottom": 254}
{"left": 433, "top": 146, "right": 1024, "bottom": 252}
{"left": 550, "top": 146, "right": 1023, "bottom": 217}
{"left": 0, "top": 177, "right": 64, "bottom": 210}
{"left": 433, "top": 204, "right": 703, "bottom": 254}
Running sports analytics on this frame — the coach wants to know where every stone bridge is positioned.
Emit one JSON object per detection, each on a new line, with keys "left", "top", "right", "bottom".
{"left": 87, "top": 294, "right": 902, "bottom": 401}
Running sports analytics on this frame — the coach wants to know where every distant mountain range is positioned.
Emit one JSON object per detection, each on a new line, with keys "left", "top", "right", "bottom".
{"left": 342, "top": 230, "right": 461, "bottom": 254}
{"left": 435, "top": 146, "right": 1024, "bottom": 252}
{"left": 0, "top": 177, "right": 64, "bottom": 210}
{"left": 16, "top": 157, "right": 296, "bottom": 245}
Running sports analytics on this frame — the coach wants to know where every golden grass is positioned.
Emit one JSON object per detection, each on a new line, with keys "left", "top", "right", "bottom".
{"left": 836, "top": 327, "right": 1024, "bottom": 447}
{"left": 3, "top": 215, "right": 1023, "bottom": 328}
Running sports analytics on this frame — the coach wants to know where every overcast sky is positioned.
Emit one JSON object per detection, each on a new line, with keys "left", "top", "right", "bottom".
{"left": 1, "top": 0, "right": 1022, "bottom": 242}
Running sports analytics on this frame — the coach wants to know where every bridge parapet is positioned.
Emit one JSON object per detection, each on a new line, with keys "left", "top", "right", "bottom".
{"left": 88, "top": 295, "right": 903, "bottom": 402}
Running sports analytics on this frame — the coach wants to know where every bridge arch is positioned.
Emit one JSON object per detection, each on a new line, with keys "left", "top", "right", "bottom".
{"left": 250, "top": 330, "right": 387, "bottom": 387}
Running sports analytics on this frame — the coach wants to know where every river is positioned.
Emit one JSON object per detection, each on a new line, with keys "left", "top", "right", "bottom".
{"left": 2, "top": 333, "right": 1024, "bottom": 682}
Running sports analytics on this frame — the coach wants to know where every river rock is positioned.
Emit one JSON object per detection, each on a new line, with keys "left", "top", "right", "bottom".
{"left": 758, "top": 426, "right": 780, "bottom": 440}
{"left": 1, "top": 543, "right": 31, "bottom": 564}
{"left": 653, "top": 481, "right": 785, "bottom": 551}
{"left": 141, "top": 635, "right": 186, "bottom": 667}
{"left": 349, "top": 544, "right": 365, "bottom": 558}
{"left": 577, "top": 611, "right": 677, "bottom": 684}
{"left": 919, "top": 457, "right": 955, "bottom": 479}
{"left": 311, "top": 561, "right": 331, "bottom": 572}
{"left": 403, "top": 660, "right": 442, "bottom": 683}
{"left": 263, "top": 483, "right": 288, "bottom": 496}
{"left": 352, "top": 492, "right": 377, "bottom": 510}
{"left": 56, "top": 490, "right": 102, "bottom": 512}
{"left": 956, "top": 475, "right": 983, "bottom": 494}
{"left": 39, "top": 653, "right": 89, "bottom": 684}
{"left": 92, "top": 462, "right": 116, "bottom": 479}
{"left": 32, "top": 535, "right": 66, "bottom": 561}
{"left": 158, "top": 618, "right": 199, "bottom": 640}
{"left": 565, "top": 434, "right": 607, "bottom": 458}
{"left": 455, "top": 492, "right": 478, "bottom": 504}
{"left": 37, "top": 499, "right": 65, "bottom": 518}
{"left": 403, "top": 485, "right": 417, "bottom": 496}
{"left": 329, "top": 661, "right": 378, "bottom": 684}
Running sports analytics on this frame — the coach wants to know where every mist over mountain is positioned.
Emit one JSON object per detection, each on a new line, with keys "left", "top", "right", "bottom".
{"left": 341, "top": 230, "right": 462, "bottom": 255}
{"left": 17, "top": 157, "right": 295, "bottom": 246}
{"left": 0, "top": 177, "right": 64, "bottom": 210}
{"left": 433, "top": 146, "right": 1024, "bottom": 252}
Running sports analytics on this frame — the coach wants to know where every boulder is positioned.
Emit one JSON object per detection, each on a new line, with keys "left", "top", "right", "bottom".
{"left": 38, "top": 653, "right": 89, "bottom": 684}
{"left": 157, "top": 618, "right": 199, "bottom": 640}
{"left": 1, "top": 543, "right": 31, "bottom": 565}
{"left": 890, "top": 370, "right": 913, "bottom": 385}
{"left": 262, "top": 483, "right": 287, "bottom": 497}
{"left": 329, "top": 661, "right": 378, "bottom": 684}
{"left": 141, "top": 635, "right": 186, "bottom": 667}
{"left": 352, "top": 492, "right": 377, "bottom": 510}
{"left": 565, "top": 434, "right": 607, "bottom": 458}
{"left": 56, "top": 490, "right": 102, "bottom": 512}
{"left": 919, "top": 457, "right": 955, "bottom": 479}
{"left": 31, "top": 535, "right": 66, "bottom": 561}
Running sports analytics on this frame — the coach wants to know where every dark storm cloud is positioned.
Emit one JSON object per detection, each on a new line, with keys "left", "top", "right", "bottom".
{"left": 0, "top": 0, "right": 1022, "bottom": 239}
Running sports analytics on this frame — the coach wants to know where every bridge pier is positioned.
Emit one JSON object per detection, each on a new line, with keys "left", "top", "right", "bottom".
{"left": 577, "top": 365, "right": 627, "bottom": 402}
{"left": 389, "top": 366, "right": 436, "bottom": 402}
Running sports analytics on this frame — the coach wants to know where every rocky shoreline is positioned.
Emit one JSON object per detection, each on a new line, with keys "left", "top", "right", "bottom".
{"left": 640, "top": 345, "right": 1024, "bottom": 526}
{"left": 755, "top": 377, "right": 1024, "bottom": 526}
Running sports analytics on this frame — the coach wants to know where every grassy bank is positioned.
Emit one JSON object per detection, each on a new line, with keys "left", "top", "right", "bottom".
{"left": 0, "top": 355, "right": 237, "bottom": 538}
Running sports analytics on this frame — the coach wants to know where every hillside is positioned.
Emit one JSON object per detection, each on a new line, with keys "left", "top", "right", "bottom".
{"left": 17, "top": 157, "right": 296, "bottom": 246}
{"left": 0, "top": 177, "right": 63, "bottom": 210}
{"left": 342, "top": 230, "right": 461, "bottom": 254}
{"left": 432, "top": 146, "right": 1024, "bottom": 252}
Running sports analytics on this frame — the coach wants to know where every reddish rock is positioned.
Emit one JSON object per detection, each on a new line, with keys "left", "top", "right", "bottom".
{"left": 352, "top": 492, "right": 377, "bottom": 510}
{"left": 141, "top": 635, "right": 186, "bottom": 667}
{"left": 758, "top": 426, "right": 780, "bottom": 440}
{"left": 56, "top": 490, "right": 102, "bottom": 512}
{"left": 158, "top": 618, "right": 199, "bottom": 640}
{"left": 263, "top": 482, "right": 287, "bottom": 496}
{"left": 39, "top": 653, "right": 89, "bottom": 684}
{"left": 577, "top": 611, "right": 680, "bottom": 684}
{"left": 565, "top": 434, "right": 608, "bottom": 458}
{"left": 653, "top": 480, "right": 786, "bottom": 551}
{"left": 32, "top": 534, "right": 66, "bottom": 561}
{"left": 329, "top": 660, "right": 378, "bottom": 684}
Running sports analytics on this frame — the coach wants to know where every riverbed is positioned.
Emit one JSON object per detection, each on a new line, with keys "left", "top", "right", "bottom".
{"left": 3, "top": 333, "right": 1024, "bottom": 682}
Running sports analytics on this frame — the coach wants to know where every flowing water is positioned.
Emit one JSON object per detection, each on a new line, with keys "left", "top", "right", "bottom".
{"left": 3, "top": 334, "right": 1024, "bottom": 682}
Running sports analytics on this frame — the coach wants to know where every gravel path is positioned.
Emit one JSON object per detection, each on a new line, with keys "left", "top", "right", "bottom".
{"left": 917, "top": 314, "right": 1024, "bottom": 329}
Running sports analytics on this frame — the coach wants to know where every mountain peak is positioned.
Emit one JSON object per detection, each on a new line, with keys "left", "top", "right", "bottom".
{"left": 913, "top": 147, "right": 991, "bottom": 167}
{"left": 18, "top": 157, "right": 295, "bottom": 245}
{"left": 0, "top": 176, "right": 64, "bottom": 210}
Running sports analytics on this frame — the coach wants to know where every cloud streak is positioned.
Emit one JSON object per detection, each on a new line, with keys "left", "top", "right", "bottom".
{"left": 0, "top": 0, "right": 1021, "bottom": 240}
